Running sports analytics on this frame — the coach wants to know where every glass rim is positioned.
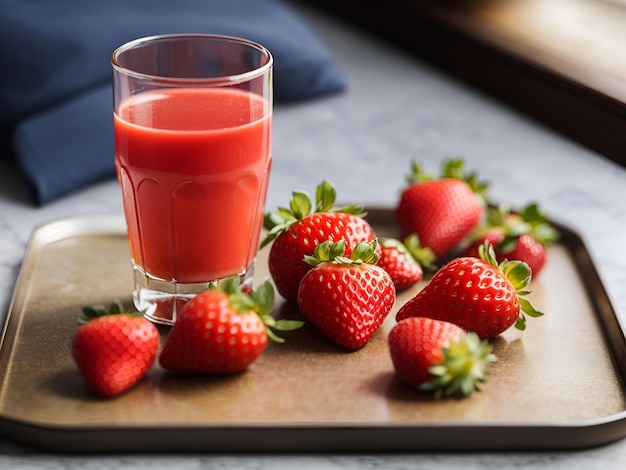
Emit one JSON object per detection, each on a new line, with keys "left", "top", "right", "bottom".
{"left": 111, "top": 33, "right": 273, "bottom": 85}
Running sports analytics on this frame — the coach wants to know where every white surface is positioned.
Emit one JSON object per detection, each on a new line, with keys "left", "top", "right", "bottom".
{"left": 0, "top": 2, "right": 625, "bottom": 468}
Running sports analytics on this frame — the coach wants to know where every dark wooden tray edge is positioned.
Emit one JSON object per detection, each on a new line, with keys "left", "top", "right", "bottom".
{"left": 1, "top": 413, "right": 626, "bottom": 454}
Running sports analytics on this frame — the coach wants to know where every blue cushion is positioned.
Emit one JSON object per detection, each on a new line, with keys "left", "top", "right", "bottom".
{"left": 1, "top": 0, "right": 346, "bottom": 204}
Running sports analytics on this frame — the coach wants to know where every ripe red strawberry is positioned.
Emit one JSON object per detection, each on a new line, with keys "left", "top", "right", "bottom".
{"left": 388, "top": 317, "right": 496, "bottom": 398}
{"left": 462, "top": 203, "right": 559, "bottom": 277}
{"left": 378, "top": 234, "right": 436, "bottom": 290}
{"left": 261, "top": 179, "right": 377, "bottom": 303}
{"left": 71, "top": 301, "right": 159, "bottom": 398}
{"left": 396, "top": 241, "right": 543, "bottom": 338}
{"left": 159, "top": 277, "right": 302, "bottom": 374}
{"left": 395, "top": 159, "right": 489, "bottom": 259}
{"left": 297, "top": 239, "right": 396, "bottom": 351}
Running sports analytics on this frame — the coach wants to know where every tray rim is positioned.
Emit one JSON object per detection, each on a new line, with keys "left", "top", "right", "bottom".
{"left": 1, "top": 210, "right": 626, "bottom": 453}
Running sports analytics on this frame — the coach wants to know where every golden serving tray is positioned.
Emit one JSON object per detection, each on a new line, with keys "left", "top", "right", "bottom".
{"left": 1, "top": 209, "right": 625, "bottom": 453}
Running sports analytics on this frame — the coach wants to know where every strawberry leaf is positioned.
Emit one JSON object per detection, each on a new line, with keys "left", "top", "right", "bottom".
{"left": 520, "top": 202, "right": 559, "bottom": 246}
{"left": 501, "top": 260, "right": 532, "bottom": 290}
{"left": 350, "top": 239, "right": 379, "bottom": 264}
{"left": 420, "top": 332, "right": 497, "bottom": 399}
{"left": 260, "top": 180, "right": 365, "bottom": 249}
{"left": 78, "top": 300, "right": 140, "bottom": 325}
{"left": 259, "top": 312, "right": 304, "bottom": 344}
{"left": 533, "top": 223, "right": 559, "bottom": 245}
{"left": 441, "top": 158, "right": 490, "bottom": 204}
{"left": 498, "top": 235, "right": 519, "bottom": 254}
{"left": 519, "top": 202, "right": 544, "bottom": 223}
{"left": 304, "top": 239, "right": 347, "bottom": 266}
{"left": 478, "top": 240, "right": 544, "bottom": 332}
{"left": 441, "top": 158, "right": 467, "bottom": 180}
{"left": 216, "top": 276, "right": 304, "bottom": 343}
{"left": 304, "top": 239, "right": 380, "bottom": 267}
{"left": 273, "top": 319, "right": 306, "bottom": 331}
{"left": 518, "top": 202, "right": 560, "bottom": 246}
{"left": 405, "top": 160, "right": 434, "bottom": 185}
{"left": 478, "top": 240, "right": 499, "bottom": 268}
{"left": 250, "top": 279, "right": 275, "bottom": 317}
{"left": 486, "top": 205, "right": 508, "bottom": 226}
{"left": 519, "top": 297, "right": 544, "bottom": 318}
{"left": 334, "top": 203, "right": 367, "bottom": 216}
{"left": 402, "top": 233, "right": 437, "bottom": 271}
{"left": 290, "top": 190, "right": 312, "bottom": 219}
{"left": 108, "top": 300, "right": 124, "bottom": 315}
{"left": 314, "top": 179, "right": 337, "bottom": 213}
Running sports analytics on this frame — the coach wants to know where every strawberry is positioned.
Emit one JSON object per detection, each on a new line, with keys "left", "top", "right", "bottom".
{"left": 388, "top": 317, "right": 496, "bottom": 398}
{"left": 378, "top": 234, "right": 436, "bottom": 290}
{"left": 297, "top": 239, "right": 396, "bottom": 351}
{"left": 396, "top": 241, "right": 543, "bottom": 338}
{"left": 395, "top": 158, "right": 489, "bottom": 259}
{"left": 462, "top": 203, "right": 559, "bottom": 277}
{"left": 261, "top": 179, "right": 377, "bottom": 303}
{"left": 159, "top": 277, "right": 302, "bottom": 374}
{"left": 71, "top": 301, "right": 159, "bottom": 398}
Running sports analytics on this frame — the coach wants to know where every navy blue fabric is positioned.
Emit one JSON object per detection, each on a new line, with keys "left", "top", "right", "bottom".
{"left": 1, "top": 0, "right": 346, "bottom": 204}
{"left": 13, "top": 86, "right": 115, "bottom": 204}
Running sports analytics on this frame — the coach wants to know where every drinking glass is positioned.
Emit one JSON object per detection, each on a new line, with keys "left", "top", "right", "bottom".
{"left": 112, "top": 34, "right": 273, "bottom": 325}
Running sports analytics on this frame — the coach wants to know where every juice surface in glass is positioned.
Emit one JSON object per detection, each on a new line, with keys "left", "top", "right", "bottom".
{"left": 114, "top": 87, "right": 271, "bottom": 284}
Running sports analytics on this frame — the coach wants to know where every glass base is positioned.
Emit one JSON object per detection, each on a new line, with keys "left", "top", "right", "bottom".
{"left": 132, "top": 264, "right": 254, "bottom": 326}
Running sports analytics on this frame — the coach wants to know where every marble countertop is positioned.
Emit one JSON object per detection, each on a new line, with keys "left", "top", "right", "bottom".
{"left": 1, "top": 3, "right": 626, "bottom": 468}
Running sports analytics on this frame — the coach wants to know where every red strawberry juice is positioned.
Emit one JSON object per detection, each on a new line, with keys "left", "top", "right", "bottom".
{"left": 114, "top": 87, "right": 271, "bottom": 285}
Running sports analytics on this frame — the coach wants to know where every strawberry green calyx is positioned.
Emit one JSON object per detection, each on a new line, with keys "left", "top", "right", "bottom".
{"left": 78, "top": 300, "right": 143, "bottom": 325}
{"left": 350, "top": 239, "right": 380, "bottom": 265}
{"left": 405, "top": 160, "right": 434, "bottom": 185}
{"left": 482, "top": 203, "right": 559, "bottom": 253}
{"left": 304, "top": 239, "right": 348, "bottom": 266}
{"left": 440, "top": 158, "right": 490, "bottom": 206}
{"left": 211, "top": 276, "right": 304, "bottom": 343}
{"left": 260, "top": 179, "right": 365, "bottom": 249}
{"left": 398, "top": 233, "right": 437, "bottom": 271}
{"left": 304, "top": 239, "right": 379, "bottom": 267}
{"left": 405, "top": 158, "right": 490, "bottom": 205}
{"left": 421, "top": 332, "right": 497, "bottom": 399}
{"left": 517, "top": 202, "right": 559, "bottom": 246}
{"left": 481, "top": 204, "right": 529, "bottom": 253}
{"left": 478, "top": 240, "right": 544, "bottom": 331}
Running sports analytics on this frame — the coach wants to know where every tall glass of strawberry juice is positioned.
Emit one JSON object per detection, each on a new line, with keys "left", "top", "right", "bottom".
{"left": 112, "top": 34, "right": 273, "bottom": 325}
